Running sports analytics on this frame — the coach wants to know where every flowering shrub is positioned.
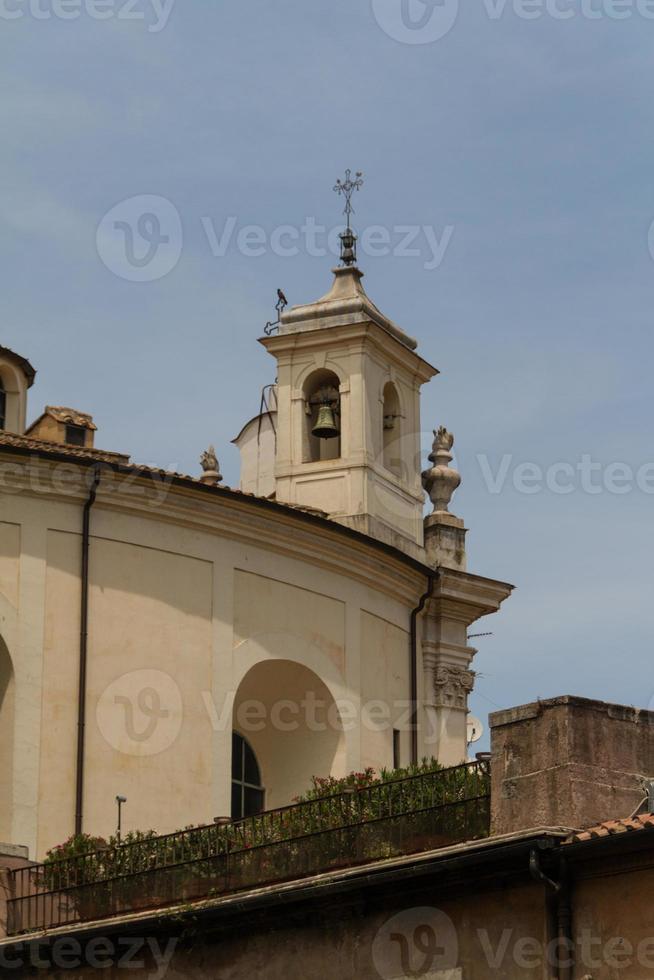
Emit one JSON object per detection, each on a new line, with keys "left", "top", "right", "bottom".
{"left": 45, "top": 833, "right": 107, "bottom": 864}
{"left": 38, "top": 758, "right": 489, "bottom": 907}
{"left": 293, "top": 758, "right": 445, "bottom": 804}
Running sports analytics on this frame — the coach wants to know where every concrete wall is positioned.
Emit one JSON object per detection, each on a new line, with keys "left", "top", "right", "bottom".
{"left": 490, "top": 695, "right": 654, "bottom": 834}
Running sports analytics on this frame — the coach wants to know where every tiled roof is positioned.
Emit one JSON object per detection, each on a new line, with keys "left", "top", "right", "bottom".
{"left": 43, "top": 406, "right": 97, "bottom": 430}
{"left": 0, "top": 430, "right": 328, "bottom": 517}
{"left": 569, "top": 813, "right": 654, "bottom": 843}
{"left": 0, "top": 430, "right": 129, "bottom": 465}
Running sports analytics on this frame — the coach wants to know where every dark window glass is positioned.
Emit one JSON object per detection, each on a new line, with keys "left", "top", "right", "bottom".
{"left": 231, "top": 732, "right": 265, "bottom": 820}
{"left": 244, "top": 786, "right": 265, "bottom": 817}
{"left": 231, "top": 731, "right": 243, "bottom": 780}
{"left": 393, "top": 728, "right": 401, "bottom": 769}
{"left": 65, "top": 424, "right": 86, "bottom": 446}
{"left": 243, "top": 742, "right": 261, "bottom": 786}
{"left": 231, "top": 782, "right": 241, "bottom": 820}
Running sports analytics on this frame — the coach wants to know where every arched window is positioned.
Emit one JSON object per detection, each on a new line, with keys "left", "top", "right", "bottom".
{"left": 231, "top": 732, "right": 265, "bottom": 820}
{"left": 0, "top": 378, "right": 6, "bottom": 431}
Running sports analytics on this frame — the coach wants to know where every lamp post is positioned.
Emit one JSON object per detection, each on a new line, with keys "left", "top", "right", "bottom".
{"left": 116, "top": 795, "right": 127, "bottom": 841}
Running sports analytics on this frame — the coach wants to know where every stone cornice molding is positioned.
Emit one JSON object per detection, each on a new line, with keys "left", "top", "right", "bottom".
{"left": 260, "top": 321, "right": 437, "bottom": 385}
{"left": 426, "top": 568, "right": 514, "bottom": 625}
{"left": 0, "top": 451, "right": 428, "bottom": 606}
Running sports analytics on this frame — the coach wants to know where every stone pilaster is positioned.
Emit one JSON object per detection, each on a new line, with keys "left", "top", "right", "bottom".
{"left": 419, "top": 569, "right": 513, "bottom": 766}
{"left": 424, "top": 513, "right": 467, "bottom": 571}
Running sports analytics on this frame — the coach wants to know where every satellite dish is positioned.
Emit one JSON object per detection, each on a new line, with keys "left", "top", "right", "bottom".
{"left": 467, "top": 715, "right": 484, "bottom": 745}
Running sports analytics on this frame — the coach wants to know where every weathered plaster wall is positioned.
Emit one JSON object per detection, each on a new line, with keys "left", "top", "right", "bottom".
{"left": 3, "top": 877, "right": 548, "bottom": 979}
{"left": 573, "top": 857, "right": 654, "bottom": 980}
{"left": 490, "top": 696, "right": 654, "bottom": 834}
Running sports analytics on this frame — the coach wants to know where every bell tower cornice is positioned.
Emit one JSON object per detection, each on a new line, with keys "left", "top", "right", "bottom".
{"left": 260, "top": 316, "right": 437, "bottom": 386}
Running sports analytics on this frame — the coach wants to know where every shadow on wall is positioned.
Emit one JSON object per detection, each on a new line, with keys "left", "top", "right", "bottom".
{"left": 233, "top": 659, "right": 346, "bottom": 811}
{"left": 0, "top": 636, "right": 14, "bottom": 841}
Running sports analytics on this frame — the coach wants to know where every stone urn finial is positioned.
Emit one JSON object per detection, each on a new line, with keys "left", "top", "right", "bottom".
{"left": 200, "top": 445, "right": 222, "bottom": 486}
{"left": 421, "top": 427, "right": 461, "bottom": 514}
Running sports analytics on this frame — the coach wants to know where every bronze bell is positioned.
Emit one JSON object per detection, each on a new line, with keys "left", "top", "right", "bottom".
{"left": 312, "top": 403, "right": 339, "bottom": 439}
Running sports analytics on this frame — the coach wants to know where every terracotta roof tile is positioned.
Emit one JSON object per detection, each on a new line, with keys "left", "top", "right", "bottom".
{"left": 0, "top": 430, "right": 129, "bottom": 465}
{"left": 0, "top": 430, "right": 328, "bottom": 517}
{"left": 43, "top": 406, "right": 97, "bottom": 430}
{"left": 569, "top": 813, "right": 654, "bottom": 843}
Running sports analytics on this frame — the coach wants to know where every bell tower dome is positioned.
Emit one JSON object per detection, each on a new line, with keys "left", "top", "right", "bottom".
{"left": 260, "top": 264, "right": 437, "bottom": 556}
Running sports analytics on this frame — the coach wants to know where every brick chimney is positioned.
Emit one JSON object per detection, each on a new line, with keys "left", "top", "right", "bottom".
{"left": 490, "top": 696, "right": 654, "bottom": 834}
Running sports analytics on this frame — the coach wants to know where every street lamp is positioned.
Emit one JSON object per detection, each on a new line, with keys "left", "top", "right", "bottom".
{"left": 116, "top": 795, "right": 127, "bottom": 841}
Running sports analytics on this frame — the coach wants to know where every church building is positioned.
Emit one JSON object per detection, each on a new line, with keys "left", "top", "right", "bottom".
{"left": 0, "top": 220, "right": 512, "bottom": 861}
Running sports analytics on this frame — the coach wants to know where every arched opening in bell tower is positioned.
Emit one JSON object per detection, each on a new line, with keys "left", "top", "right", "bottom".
{"left": 303, "top": 369, "right": 341, "bottom": 463}
{"left": 382, "top": 382, "right": 402, "bottom": 477}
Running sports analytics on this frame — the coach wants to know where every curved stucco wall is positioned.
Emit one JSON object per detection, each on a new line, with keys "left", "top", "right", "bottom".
{"left": 0, "top": 454, "right": 424, "bottom": 859}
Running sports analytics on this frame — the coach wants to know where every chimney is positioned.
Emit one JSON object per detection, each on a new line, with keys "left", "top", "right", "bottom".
{"left": 25, "top": 406, "right": 96, "bottom": 448}
{"left": 489, "top": 696, "right": 654, "bottom": 834}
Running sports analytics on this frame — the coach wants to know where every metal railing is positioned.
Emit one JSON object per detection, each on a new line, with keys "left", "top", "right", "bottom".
{"left": 7, "top": 760, "right": 490, "bottom": 935}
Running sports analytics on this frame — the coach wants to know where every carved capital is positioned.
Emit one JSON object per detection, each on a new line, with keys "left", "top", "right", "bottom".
{"left": 432, "top": 664, "right": 475, "bottom": 710}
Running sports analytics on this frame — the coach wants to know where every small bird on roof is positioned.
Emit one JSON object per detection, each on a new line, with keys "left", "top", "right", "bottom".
{"left": 277, "top": 288, "right": 288, "bottom": 306}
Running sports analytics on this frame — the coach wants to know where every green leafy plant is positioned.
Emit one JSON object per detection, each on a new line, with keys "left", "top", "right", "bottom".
{"left": 37, "top": 759, "right": 490, "bottom": 921}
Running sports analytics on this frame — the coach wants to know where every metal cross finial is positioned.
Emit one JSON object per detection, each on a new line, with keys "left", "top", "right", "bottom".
{"left": 334, "top": 169, "right": 364, "bottom": 229}
{"left": 334, "top": 169, "right": 364, "bottom": 266}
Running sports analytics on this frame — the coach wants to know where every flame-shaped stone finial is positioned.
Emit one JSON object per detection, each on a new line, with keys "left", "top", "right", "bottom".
{"left": 421, "top": 427, "right": 461, "bottom": 514}
{"left": 200, "top": 445, "right": 223, "bottom": 486}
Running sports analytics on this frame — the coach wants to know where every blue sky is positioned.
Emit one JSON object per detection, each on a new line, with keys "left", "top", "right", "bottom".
{"left": 3, "top": 0, "right": 654, "bottom": 736}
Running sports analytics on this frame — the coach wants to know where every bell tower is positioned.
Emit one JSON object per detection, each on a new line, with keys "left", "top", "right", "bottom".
{"left": 260, "top": 177, "right": 437, "bottom": 555}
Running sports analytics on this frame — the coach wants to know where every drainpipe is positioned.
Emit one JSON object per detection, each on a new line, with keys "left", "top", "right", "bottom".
{"left": 409, "top": 572, "right": 438, "bottom": 765}
{"left": 74, "top": 466, "right": 101, "bottom": 836}
{"left": 529, "top": 848, "right": 573, "bottom": 980}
